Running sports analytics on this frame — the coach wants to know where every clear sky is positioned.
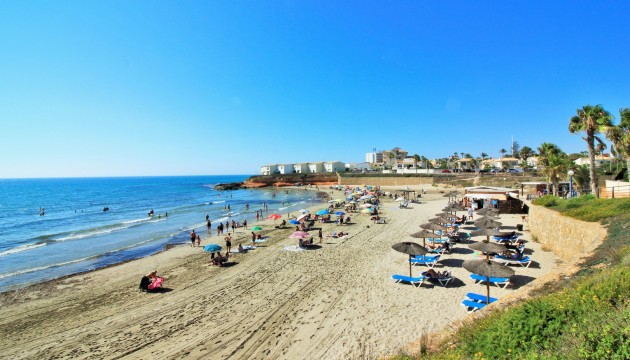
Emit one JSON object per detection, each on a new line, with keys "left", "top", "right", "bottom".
{"left": 1, "top": 1, "right": 629, "bottom": 178}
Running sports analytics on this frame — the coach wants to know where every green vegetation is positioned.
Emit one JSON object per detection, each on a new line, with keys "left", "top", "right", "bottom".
{"left": 393, "top": 197, "right": 630, "bottom": 360}
{"left": 532, "top": 195, "right": 630, "bottom": 222}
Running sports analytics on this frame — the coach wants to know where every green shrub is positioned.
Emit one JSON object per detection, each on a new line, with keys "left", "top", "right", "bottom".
{"left": 532, "top": 195, "right": 560, "bottom": 207}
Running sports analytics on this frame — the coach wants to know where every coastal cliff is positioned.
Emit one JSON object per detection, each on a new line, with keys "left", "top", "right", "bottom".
{"left": 244, "top": 174, "right": 338, "bottom": 187}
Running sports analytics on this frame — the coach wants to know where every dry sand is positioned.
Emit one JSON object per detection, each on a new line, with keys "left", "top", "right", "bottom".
{"left": 0, "top": 186, "right": 562, "bottom": 359}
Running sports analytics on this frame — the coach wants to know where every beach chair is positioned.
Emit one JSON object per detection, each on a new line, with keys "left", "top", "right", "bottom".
{"left": 469, "top": 273, "right": 510, "bottom": 288}
{"left": 391, "top": 274, "right": 427, "bottom": 288}
{"left": 409, "top": 255, "right": 440, "bottom": 268}
{"left": 466, "top": 292, "right": 498, "bottom": 304}
{"left": 423, "top": 270, "right": 453, "bottom": 286}
{"left": 494, "top": 255, "right": 532, "bottom": 268}
{"left": 461, "top": 299, "right": 488, "bottom": 313}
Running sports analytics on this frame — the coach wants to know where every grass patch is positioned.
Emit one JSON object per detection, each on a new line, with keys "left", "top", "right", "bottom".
{"left": 532, "top": 196, "right": 630, "bottom": 222}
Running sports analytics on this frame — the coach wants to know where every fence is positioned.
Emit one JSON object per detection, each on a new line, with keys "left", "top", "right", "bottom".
{"left": 601, "top": 182, "right": 630, "bottom": 199}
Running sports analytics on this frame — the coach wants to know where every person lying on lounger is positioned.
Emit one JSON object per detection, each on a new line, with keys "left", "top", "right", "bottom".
{"left": 421, "top": 269, "right": 449, "bottom": 279}
{"left": 501, "top": 249, "right": 522, "bottom": 260}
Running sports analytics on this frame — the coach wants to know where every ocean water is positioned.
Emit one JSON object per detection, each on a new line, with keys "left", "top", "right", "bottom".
{"left": 0, "top": 176, "right": 318, "bottom": 291}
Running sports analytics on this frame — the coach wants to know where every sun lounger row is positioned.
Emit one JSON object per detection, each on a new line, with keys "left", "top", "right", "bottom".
{"left": 391, "top": 271, "right": 453, "bottom": 287}
{"left": 494, "top": 255, "right": 532, "bottom": 267}
{"left": 409, "top": 255, "right": 440, "bottom": 268}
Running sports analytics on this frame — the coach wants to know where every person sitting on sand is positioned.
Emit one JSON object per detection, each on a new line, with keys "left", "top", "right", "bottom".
{"left": 237, "top": 244, "right": 245, "bottom": 253}
{"left": 139, "top": 270, "right": 164, "bottom": 292}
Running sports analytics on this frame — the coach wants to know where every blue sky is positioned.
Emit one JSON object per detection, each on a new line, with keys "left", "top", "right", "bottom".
{"left": 1, "top": 1, "right": 629, "bottom": 178}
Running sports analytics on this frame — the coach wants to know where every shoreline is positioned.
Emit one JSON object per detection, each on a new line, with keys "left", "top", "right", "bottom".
{"left": 0, "top": 185, "right": 563, "bottom": 359}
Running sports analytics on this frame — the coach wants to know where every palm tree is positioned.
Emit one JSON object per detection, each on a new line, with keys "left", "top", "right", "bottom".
{"left": 543, "top": 153, "right": 570, "bottom": 196}
{"left": 499, "top": 148, "right": 507, "bottom": 159}
{"left": 572, "top": 164, "right": 591, "bottom": 194}
{"left": 480, "top": 152, "right": 488, "bottom": 160}
{"left": 569, "top": 104, "right": 614, "bottom": 196}
{"left": 537, "top": 142, "right": 561, "bottom": 167}
{"left": 606, "top": 108, "right": 630, "bottom": 175}
{"left": 413, "top": 154, "right": 421, "bottom": 173}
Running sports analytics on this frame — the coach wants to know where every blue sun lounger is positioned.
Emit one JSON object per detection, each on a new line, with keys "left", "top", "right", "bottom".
{"left": 409, "top": 255, "right": 440, "bottom": 268}
{"left": 494, "top": 255, "right": 532, "bottom": 268}
{"left": 466, "top": 292, "right": 498, "bottom": 304}
{"left": 461, "top": 299, "right": 488, "bottom": 313}
{"left": 469, "top": 273, "right": 510, "bottom": 288}
{"left": 391, "top": 274, "right": 427, "bottom": 287}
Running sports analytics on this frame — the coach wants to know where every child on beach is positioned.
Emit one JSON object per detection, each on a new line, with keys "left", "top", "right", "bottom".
{"left": 196, "top": 235, "right": 201, "bottom": 247}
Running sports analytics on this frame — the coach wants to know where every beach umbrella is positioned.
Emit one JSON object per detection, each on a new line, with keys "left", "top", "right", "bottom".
{"left": 316, "top": 209, "right": 329, "bottom": 216}
{"left": 469, "top": 240, "right": 507, "bottom": 261}
{"left": 328, "top": 199, "right": 338, "bottom": 203}
{"left": 296, "top": 214, "right": 308, "bottom": 222}
{"left": 410, "top": 229, "right": 435, "bottom": 247}
{"left": 471, "top": 228, "right": 503, "bottom": 242}
{"left": 463, "top": 259, "right": 515, "bottom": 304}
{"left": 268, "top": 213, "right": 282, "bottom": 220}
{"left": 335, "top": 211, "right": 345, "bottom": 216}
{"left": 289, "top": 231, "right": 310, "bottom": 239}
{"left": 420, "top": 223, "right": 447, "bottom": 232}
{"left": 475, "top": 218, "right": 502, "bottom": 229}
{"left": 203, "top": 244, "right": 222, "bottom": 252}
{"left": 251, "top": 226, "right": 263, "bottom": 231}
{"left": 476, "top": 208, "right": 499, "bottom": 216}
{"left": 392, "top": 242, "right": 428, "bottom": 277}
{"left": 289, "top": 219, "right": 300, "bottom": 225}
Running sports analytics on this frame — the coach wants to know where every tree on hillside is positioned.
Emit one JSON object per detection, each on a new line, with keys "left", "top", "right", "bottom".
{"left": 569, "top": 104, "right": 614, "bottom": 196}
{"left": 606, "top": 108, "right": 630, "bottom": 177}
{"left": 543, "top": 153, "right": 570, "bottom": 196}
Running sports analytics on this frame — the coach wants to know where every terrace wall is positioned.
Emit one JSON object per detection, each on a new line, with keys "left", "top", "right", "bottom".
{"left": 528, "top": 204, "right": 607, "bottom": 262}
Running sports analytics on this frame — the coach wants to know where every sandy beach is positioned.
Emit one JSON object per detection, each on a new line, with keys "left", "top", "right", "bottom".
{"left": 0, "top": 186, "right": 562, "bottom": 359}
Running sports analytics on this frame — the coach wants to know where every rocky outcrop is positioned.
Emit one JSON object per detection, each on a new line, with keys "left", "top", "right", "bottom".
{"left": 214, "top": 182, "right": 245, "bottom": 191}
{"left": 244, "top": 174, "right": 338, "bottom": 188}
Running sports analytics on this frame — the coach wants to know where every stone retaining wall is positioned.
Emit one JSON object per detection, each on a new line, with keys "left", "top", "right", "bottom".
{"left": 528, "top": 204, "right": 607, "bottom": 262}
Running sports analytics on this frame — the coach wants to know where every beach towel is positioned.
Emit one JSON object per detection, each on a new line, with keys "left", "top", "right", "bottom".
{"left": 148, "top": 277, "right": 164, "bottom": 290}
{"left": 283, "top": 245, "right": 305, "bottom": 252}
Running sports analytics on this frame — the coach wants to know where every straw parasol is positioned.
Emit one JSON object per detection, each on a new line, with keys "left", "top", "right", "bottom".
{"left": 463, "top": 259, "right": 515, "bottom": 304}
{"left": 410, "top": 229, "right": 436, "bottom": 247}
{"left": 471, "top": 228, "right": 503, "bottom": 242}
{"left": 469, "top": 240, "right": 507, "bottom": 261}
{"left": 392, "top": 242, "right": 428, "bottom": 277}
{"left": 476, "top": 208, "right": 499, "bottom": 216}
{"left": 420, "top": 222, "right": 447, "bottom": 232}
{"left": 474, "top": 217, "right": 502, "bottom": 229}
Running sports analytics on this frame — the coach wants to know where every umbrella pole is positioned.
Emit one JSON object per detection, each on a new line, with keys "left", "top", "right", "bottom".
{"left": 409, "top": 254, "right": 413, "bottom": 277}
{"left": 486, "top": 279, "right": 491, "bottom": 304}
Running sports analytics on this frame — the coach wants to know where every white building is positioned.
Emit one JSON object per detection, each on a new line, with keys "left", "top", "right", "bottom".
{"left": 260, "top": 164, "right": 278, "bottom": 175}
{"left": 293, "top": 163, "right": 309, "bottom": 174}
{"left": 346, "top": 162, "right": 371, "bottom": 172}
{"left": 365, "top": 151, "right": 383, "bottom": 164}
{"left": 307, "top": 162, "right": 325, "bottom": 173}
{"left": 574, "top": 154, "right": 612, "bottom": 167}
{"left": 324, "top": 161, "right": 345, "bottom": 173}
{"left": 277, "top": 164, "right": 295, "bottom": 174}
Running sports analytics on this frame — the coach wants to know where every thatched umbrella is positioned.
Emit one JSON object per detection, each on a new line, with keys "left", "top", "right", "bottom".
{"left": 420, "top": 222, "right": 447, "bottom": 232}
{"left": 474, "top": 217, "right": 502, "bottom": 229}
{"left": 410, "top": 229, "right": 435, "bottom": 247}
{"left": 476, "top": 208, "right": 499, "bottom": 216}
{"left": 471, "top": 228, "right": 503, "bottom": 242}
{"left": 392, "top": 242, "right": 428, "bottom": 277}
{"left": 463, "top": 259, "right": 515, "bottom": 304}
{"left": 429, "top": 216, "right": 451, "bottom": 224}
{"left": 469, "top": 240, "right": 507, "bottom": 261}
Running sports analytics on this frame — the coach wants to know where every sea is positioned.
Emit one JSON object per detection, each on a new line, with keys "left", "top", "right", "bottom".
{"left": 0, "top": 175, "right": 319, "bottom": 292}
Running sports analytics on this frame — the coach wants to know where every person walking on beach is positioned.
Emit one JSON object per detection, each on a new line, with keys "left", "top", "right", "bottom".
{"left": 196, "top": 234, "right": 201, "bottom": 247}
{"left": 256, "top": 212, "right": 259, "bottom": 221}
{"left": 217, "top": 223, "right": 222, "bottom": 236}
{"left": 318, "top": 228, "right": 323, "bottom": 244}
{"left": 190, "top": 229, "right": 197, "bottom": 247}
{"left": 467, "top": 206, "right": 474, "bottom": 220}
{"left": 251, "top": 231, "right": 256, "bottom": 246}
{"left": 207, "top": 219, "right": 212, "bottom": 232}
{"left": 224, "top": 233, "right": 232, "bottom": 254}
{"left": 242, "top": 219, "right": 247, "bottom": 229}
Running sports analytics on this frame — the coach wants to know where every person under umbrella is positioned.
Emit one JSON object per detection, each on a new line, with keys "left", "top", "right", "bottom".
{"left": 463, "top": 259, "right": 515, "bottom": 304}
{"left": 392, "top": 242, "right": 428, "bottom": 277}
